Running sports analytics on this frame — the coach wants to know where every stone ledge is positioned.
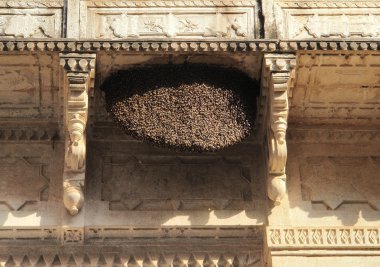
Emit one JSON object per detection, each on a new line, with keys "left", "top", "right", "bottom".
{"left": 0, "top": 39, "right": 380, "bottom": 53}
{"left": 276, "top": 0, "right": 380, "bottom": 8}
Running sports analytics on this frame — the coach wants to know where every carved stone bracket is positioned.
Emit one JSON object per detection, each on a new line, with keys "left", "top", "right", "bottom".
{"left": 60, "top": 53, "right": 96, "bottom": 215}
{"left": 262, "top": 54, "right": 296, "bottom": 204}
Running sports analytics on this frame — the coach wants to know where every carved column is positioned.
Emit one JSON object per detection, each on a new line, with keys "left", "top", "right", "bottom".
{"left": 60, "top": 53, "right": 96, "bottom": 215}
{"left": 263, "top": 54, "right": 296, "bottom": 204}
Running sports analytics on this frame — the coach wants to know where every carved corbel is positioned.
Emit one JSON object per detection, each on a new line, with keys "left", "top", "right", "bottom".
{"left": 263, "top": 55, "right": 296, "bottom": 204}
{"left": 60, "top": 53, "right": 96, "bottom": 215}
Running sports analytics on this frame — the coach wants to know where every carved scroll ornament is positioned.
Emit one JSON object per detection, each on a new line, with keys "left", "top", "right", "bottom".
{"left": 60, "top": 53, "right": 96, "bottom": 215}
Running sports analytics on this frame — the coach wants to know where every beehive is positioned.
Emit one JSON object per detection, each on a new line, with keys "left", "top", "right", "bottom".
{"left": 102, "top": 64, "right": 258, "bottom": 152}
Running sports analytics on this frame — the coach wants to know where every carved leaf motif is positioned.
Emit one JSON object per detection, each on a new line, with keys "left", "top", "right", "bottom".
{"left": 179, "top": 19, "right": 198, "bottom": 32}
{"left": 144, "top": 19, "right": 164, "bottom": 32}
{"left": 110, "top": 14, "right": 129, "bottom": 38}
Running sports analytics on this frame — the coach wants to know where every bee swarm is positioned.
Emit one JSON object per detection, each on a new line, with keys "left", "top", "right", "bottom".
{"left": 102, "top": 64, "right": 258, "bottom": 152}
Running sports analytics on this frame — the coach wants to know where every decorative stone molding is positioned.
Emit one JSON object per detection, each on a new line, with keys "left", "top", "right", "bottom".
{"left": 275, "top": 1, "right": 380, "bottom": 39}
{"left": 262, "top": 54, "right": 296, "bottom": 203}
{"left": 287, "top": 128, "right": 380, "bottom": 144}
{"left": 0, "top": 226, "right": 262, "bottom": 244}
{"left": 0, "top": 125, "right": 59, "bottom": 142}
{"left": 0, "top": 227, "right": 59, "bottom": 241}
{"left": 0, "top": 250, "right": 262, "bottom": 267}
{"left": 0, "top": 40, "right": 380, "bottom": 53}
{"left": 267, "top": 227, "right": 380, "bottom": 248}
{"left": 276, "top": 1, "right": 380, "bottom": 8}
{"left": 84, "top": 1, "right": 257, "bottom": 8}
{"left": 86, "top": 226, "right": 262, "bottom": 242}
{"left": 0, "top": 1, "right": 63, "bottom": 8}
{"left": 0, "top": 1, "right": 63, "bottom": 38}
{"left": 60, "top": 53, "right": 96, "bottom": 215}
{"left": 81, "top": 7, "right": 256, "bottom": 39}
{"left": 62, "top": 228, "right": 84, "bottom": 243}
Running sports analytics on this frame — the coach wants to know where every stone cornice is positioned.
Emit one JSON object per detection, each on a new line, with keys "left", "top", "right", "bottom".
{"left": 276, "top": 0, "right": 380, "bottom": 8}
{"left": 0, "top": 39, "right": 379, "bottom": 53}
{"left": 0, "top": 1, "right": 63, "bottom": 8}
{"left": 83, "top": 0, "right": 257, "bottom": 7}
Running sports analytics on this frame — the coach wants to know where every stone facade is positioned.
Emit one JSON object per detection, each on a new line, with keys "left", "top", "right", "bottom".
{"left": 0, "top": 0, "right": 379, "bottom": 266}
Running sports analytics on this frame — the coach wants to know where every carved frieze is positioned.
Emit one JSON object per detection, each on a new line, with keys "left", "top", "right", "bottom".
{"left": 267, "top": 227, "right": 380, "bottom": 248}
{"left": 0, "top": 3, "right": 63, "bottom": 38}
{"left": 299, "top": 156, "right": 380, "bottom": 210}
{"left": 288, "top": 13, "right": 380, "bottom": 39}
{"left": 275, "top": 0, "right": 380, "bottom": 38}
{"left": 81, "top": 2, "right": 256, "bottom": 39}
